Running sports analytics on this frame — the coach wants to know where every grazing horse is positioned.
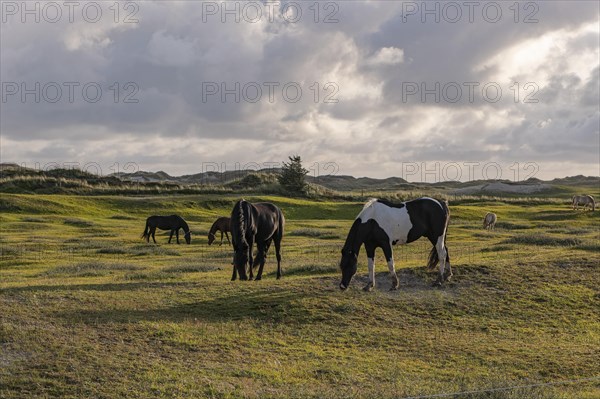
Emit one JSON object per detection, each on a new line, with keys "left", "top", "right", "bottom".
{"left": 339, "top": 198, "right": 451, "bottom": 291}
{"left": 141, "top": 215, "right": 191, "bottom": 244}
{"left": 483, "top": 212, "right": 497, "bottom": 230}
{"left": 572, "top": 195, "right": 595, "bottom": 211}
{"left": 208, "top": 216, "right": 231, "bottom": 246}
{"left": 230, "top": 199, "right": 284, "bottom": 281}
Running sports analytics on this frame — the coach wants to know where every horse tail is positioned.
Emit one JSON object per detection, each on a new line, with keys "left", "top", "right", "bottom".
{"left": 141, "top": 220, "right": 150, "bottom": 239}
{"left": 441, "top": 199, "right": 450, "bottom": 243}
{"left": 426, "top": 247, "right": 439, "bottom": 270}
{"left": 427, "top": 199, "right": 450, "bottom": 270}
{"left": 277, "top": 207, "right": 285, "bottom": 240}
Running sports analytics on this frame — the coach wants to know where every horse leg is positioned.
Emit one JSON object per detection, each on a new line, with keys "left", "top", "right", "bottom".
{"left": 363, "top": 243, "right": 376, "bottom": 291}
{"left": 225, "top": 232, "right": 231, "bottom": 245}
{"left": 176, "top": 229, "right": 180, "bottom": 244}
{"left": 247, "top": 237, "right": 255, "bottom": 280}
{"left": 151, "top": 228, "right": 157, "bottom": 244}
{"left": 444, "top": 248, "right": 452, "bottom": 282}
{"left": 168, "top": 230, "right": 174, "bottom": 243}
{"left": 382, "top": 242, "right": 399, "bottom": 291}
{"left": 231, "top": 262, "right": 237, "bottom": 281}
{"left": 274, "top": 235, "right": 282, "bottom": 279}
{"left": 219, "top": 231, "right": 223, "bottom": 246}
{"left": 434, "top": 236, "right": 449, "bottom": 286}
{"left": 254, "top": 242, "right": 269, "bottom": 281}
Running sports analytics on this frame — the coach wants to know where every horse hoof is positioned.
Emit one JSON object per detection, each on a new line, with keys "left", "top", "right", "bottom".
{"left": 432, "top": 280, "right": 442, "bottom": 287}
{"left": 254, "top": 277, "right": 261, "bottom": 281}
{"left": 389, "top": 286, "right": 398, "bottom": 291}
{"left": 363, "top": 283, "right": 374, "bottom": 292}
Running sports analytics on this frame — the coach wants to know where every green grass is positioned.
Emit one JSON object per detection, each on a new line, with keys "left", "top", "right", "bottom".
{"left": 502, "top": 234, "right": 583, "bottom": 247}
{"left": 0, "top": 194, "right": 599, "bottom": 398}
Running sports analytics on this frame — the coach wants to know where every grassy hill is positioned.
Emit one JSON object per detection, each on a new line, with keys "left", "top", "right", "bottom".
{"left": 2, "top": 163, "right": 598, "bottom": 199}
{"left": 1, "top": 194, "right": 599, "bottom": 398}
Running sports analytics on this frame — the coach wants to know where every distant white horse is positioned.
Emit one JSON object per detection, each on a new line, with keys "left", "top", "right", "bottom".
{"left": 572, "top": 195, "right": 595, "bottom": 211}
{"left": 483, "top": 212, "right": 497, "bottom": 230}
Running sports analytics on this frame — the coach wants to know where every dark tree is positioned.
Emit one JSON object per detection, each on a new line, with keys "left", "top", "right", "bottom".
{"left": 278, "top": 155, "right": 309, "bottom": 194}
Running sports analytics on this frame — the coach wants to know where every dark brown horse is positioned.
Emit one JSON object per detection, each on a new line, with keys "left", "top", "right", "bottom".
{"left": 230, "top": 199, "right": 284, "bottom": 281}
{"left": 208, "top": 217, "right": 231, "bottom": 246}
{"left": 141, "top": 215, "right": 191, "bottom": 244}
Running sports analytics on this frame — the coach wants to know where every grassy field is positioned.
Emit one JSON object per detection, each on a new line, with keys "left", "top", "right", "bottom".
{"left": 1, "top": 194, "right": 599, "bottom": 398}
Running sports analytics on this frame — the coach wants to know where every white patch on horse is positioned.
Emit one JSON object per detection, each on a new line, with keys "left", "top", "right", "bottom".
{"left": 436, "top": 235, "right": 447, "bottom": 277}
{"left": 367, "top": 257, "right": 375, "bottom": 284}
{"left": 357, "top": 201, "right": 412, "bottom": 246}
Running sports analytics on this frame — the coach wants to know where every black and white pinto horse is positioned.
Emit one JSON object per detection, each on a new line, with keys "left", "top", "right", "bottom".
{"left": 230, "top": 199, "right": 284, "bottom": 281}
{"left": 339, "top": 198, "right": 451, "bottom": 291}
{"left": 141, "top": 215, "right": 191, "bottom": 244}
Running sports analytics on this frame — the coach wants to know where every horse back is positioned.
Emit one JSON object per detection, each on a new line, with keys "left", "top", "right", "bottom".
{"left": 218, "top": 217, "right": 231, "bottom": 231}
{"left": 147, "top": 215, "right": 184, "bottom": 230}
{"left": 252, "top": 202, "right": 283, "bottom": 241}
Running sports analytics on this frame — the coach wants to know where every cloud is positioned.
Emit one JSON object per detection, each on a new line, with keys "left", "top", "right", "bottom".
{"left": 368, "top": 47, "right": 404, "bottom": 66}
{"left": 1, "top": 1, "right": 598, "bottom": 180}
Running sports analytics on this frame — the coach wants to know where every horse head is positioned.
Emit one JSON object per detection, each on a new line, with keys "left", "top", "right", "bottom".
{"left": 339, "top": 248, "right": 358, "bottom": 290}
{"left": 184, "top": 230, "right": 191, "bottom": 244}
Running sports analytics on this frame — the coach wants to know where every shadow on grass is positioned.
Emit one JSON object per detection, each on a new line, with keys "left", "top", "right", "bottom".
{"left": 54, "top": 287, "right": 317, "bottom": 325}
{"left": 2, "top": 281, "right": 196, "bottom": 294}
{"left": 284, "top": 264, "right": 338, "bottom": 276}
{"left": 4, "top": 264, "right": 506, "bottom": 326}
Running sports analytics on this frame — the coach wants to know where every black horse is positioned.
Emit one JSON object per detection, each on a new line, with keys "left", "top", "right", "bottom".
{"left": 230, "top": 199, "right": 284, "bottom": 281}
{"left": 141, "top": 215, "right": 191, "bottom": 244}
{"left": 339, "top": 198, "right": 451, "bottom": 291}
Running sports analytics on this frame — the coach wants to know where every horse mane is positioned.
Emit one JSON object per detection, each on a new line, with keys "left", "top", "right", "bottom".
{"left": 232, "top": 200, "right": 249, "bottom": 248}
{"left": 181, "top": 219, "right": 190, "bottom": 233}
{"left": 209, "top": 219, "right": 219, "bottom": 234}
{"left": 362, "top": 198, "right": 378, "bottom": 210}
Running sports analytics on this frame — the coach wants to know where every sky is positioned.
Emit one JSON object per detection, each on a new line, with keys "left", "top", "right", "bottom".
{"left": 1, "top": 0, "right": 599, "bottom": 182}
